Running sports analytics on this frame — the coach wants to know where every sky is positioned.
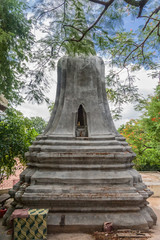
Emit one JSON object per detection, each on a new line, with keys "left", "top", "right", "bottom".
{"left": 16, "top": 1, "right": 159, "bottom": 129}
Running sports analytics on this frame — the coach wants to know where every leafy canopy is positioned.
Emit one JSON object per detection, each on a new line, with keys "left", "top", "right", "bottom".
{"left": 24, "top": 116, "right": 47, "bottom": 134}
{"left": 0, "top": 108, "right": 46, "bottom": 182}
{"left": 33, "top": 0, "right": 160, "bottom": 68}
{"left": 118, "top": 85, "right": 160, "bottom": 171}
{"left": 0, "top": 0, "right": 160, "bottom": 109}
{"left": 0, "top": 0, "right": 34, "bottom": 104}
{"left": 31, "top": 0, "right": 160, "bottom": 116}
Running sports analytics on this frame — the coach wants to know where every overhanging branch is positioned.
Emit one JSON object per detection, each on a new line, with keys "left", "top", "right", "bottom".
{"left": 70, "top": 0, "right": 115, "bottom": 42}
{"left": 123, "top": 0, "right": 141, "bottom": 7}
{"left": 123, "top": 0, "right": 150, "bottom": 17}
{"left": 89, "top": 0, "right": 108, "bottom": 6}
{"left": 141, "top": 5, "right": 160, "bottom": 31}
{"left": 124, "top": 21, "right": 160, "bottom": 66}
{"left": 37, "top": 2, "right": 65, "bottom": 20}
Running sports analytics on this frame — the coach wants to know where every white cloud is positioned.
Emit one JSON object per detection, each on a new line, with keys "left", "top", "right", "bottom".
{"left": 114, "top": 68, "right": 158, "bottom": 129}
{"left": 16, "top": 71, "right": 57, "bottom": 122}
{"left": 17, "top": 102, "right": 51, "bottom": 121}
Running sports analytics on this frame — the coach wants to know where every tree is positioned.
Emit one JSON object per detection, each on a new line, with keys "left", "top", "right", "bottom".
{"left": 0, "top": 0, "right": 50, "bottom": 105}
{"left": 24, "top": 116, "right": 47, "bottom": 134}
{"left": 0, "top": 108, "right": 39, "bottom": 182}
{"left": 33, "top": 0, "right": 160, "bottom": 68}
{"left": 48, "top": 102, "right": 55, "bottom": 113}
{"left": 118, "top": 85, "right": 160, "bottom": 170}
{"left": 31, "top": 0, "right": 160, "bottom": 117}
{"left": 0, "top": 0, "right": 34, "bottom": 104}
{"left": 1, "top": 0, "right": 160, "bottom": 112}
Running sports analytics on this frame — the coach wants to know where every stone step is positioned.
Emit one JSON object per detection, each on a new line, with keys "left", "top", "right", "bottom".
{"left": 0, "top": 193, "right": 10, "bottom": 204}
{"left": 25, "top": 184, "right": 138, "bottom": 194}
{"left": 21, "top": 191, "right": 143, "bottom": 203}
{"left": 25, "top": 152, "right": 135, "bottom": 166}
{"left": 28, "top": 157, "right": 132, "bottom": 164}
{"left": 26, "top": 152, "right": 115, "bottom": 159}
{"left": 28, "top": 158, "right": 133, "bottom": 165}
{"left": 26, "top": 151, "right": 133, "bottom": 159}
{"left": 48, "top": 206, "right": 140, "bottom": 213}
{"left": 32, "top": 139, "right": 122, "bottom": 146}
{"left": 29, "top": 145, "right": 126, "bottom": 153}
{"left": 30, "top": 170, "right": 133, "bottom": 185}
{"left": 32, "top": 177, "right": 132, "bottom": 185}
{"left": 36, "top": 135, "right": 116, "bottom": 141}
{"left": 22, "top": 198, "right": 142, "bottom": 212}
{"left": 19, "top": 168, "right": 36, "bottom": 183}
{"left": 45, "top": 212, "right": 150, "bottom": 233}
{"left": 27, "top": 162, "right": 134, "bottom": 170}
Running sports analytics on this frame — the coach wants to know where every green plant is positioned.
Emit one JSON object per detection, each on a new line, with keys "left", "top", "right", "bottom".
{"left": 118, "top": 86, "right": 160, "bottom": 171}
{"left": 0, "top": 108, "right": 38, "bottom": 181}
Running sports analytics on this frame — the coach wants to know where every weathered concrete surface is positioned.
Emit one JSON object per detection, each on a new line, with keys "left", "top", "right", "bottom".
{"left": 4, "top": 56, "right": 157, "bottom": 232}
{"left": 44, "top": 56, "right": 117, "bottom": 137}
{"left": 0, "top": 196, "right": 159, "bottom": 239}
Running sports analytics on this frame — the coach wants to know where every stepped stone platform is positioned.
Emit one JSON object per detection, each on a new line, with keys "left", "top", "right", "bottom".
{"left": 3, "top": 56, "right": 157, "bottom": 232}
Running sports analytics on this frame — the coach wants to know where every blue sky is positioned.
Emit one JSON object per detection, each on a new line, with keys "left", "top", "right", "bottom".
{"left": 16, "top": 0, "right": 160, "bottom": 128}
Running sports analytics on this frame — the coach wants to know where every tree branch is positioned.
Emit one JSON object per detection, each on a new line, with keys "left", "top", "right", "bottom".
{"left": 138, "top": 0, "right": 149, "bottom": 17}
{"left": 124, "top": 21, "right": 160, "bottom": 66}
{"left": 141, "top": 6, "right": 160, "bottom": 31}
{"left": 63, "top": 25, "right": 84, "bottom": 34}
{"left": 46, "top": 1, "right": 116, "bottom": 56}
{"left": 61, "top": 0, "right": 67, "bottom": 37}
{"left": 63, "top": 0, "right": 66, "bottom": 23}
{"left": 158, "top": 24, "right": 160, "bottom": 36}
{"left": 123, "top": 0, "right": 149, "bottom": 17}
{"left": 123, "top": 0, "right": 141, "bottom": 7}
{"left": 141, "top": 16, "right": 160, "bottom": 22}
{"left": 142, "top": 16, "right": 160, "bottom": 31}
{"left": 89, "top": 0, "right": 109, "bottom": 6}
{"left": 37, "top": 2, "right": 65, "bottom": 20}
{"left": 70, "top": 0, "right": 115, "bottom": 42}
{"left": 141, "top": 144, "right": 153, "bottom": 153}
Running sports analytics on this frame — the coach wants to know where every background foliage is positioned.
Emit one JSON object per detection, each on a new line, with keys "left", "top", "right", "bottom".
{"left": 24, "top": 116, "right": 47, "bottom": 134}
{"left": 0, "top": 108, "right": 46, "bottom": 182}
{"left": 0, "top": 0, "right": 34, "bottom": 104}
{"left": 118, "top": 86, "right": 160, "bottom": 170}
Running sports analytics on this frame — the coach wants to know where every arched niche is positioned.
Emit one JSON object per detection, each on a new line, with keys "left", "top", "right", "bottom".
{"left": 75, "top": 104, "right": 88, "bottom": 137}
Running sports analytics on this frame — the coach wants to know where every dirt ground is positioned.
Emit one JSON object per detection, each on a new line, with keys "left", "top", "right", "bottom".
{"left": 47, "top": 233, "right": 94, "bottom": 240}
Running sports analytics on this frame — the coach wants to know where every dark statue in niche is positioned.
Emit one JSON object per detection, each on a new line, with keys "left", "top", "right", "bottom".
{"left": 76, "top": 104, "right": 88, "bottom": 137}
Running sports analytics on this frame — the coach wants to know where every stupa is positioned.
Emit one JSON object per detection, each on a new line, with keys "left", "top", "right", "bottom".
{"left": 7, "top": 56, "right": 156, "bottom": 232}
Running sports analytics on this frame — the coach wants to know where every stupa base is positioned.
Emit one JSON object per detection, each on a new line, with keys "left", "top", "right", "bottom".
{"left": 46, "top": 209, "right": 156, "bottom": 233}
